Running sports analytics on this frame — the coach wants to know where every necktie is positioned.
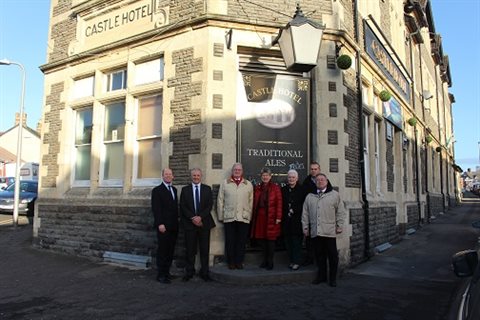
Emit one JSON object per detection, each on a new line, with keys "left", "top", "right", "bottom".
{"left": 195, "top": 185, "right": 200, "bottom": 214}
{"left": 168, "top": 185, "right": 174, "bottom": 200}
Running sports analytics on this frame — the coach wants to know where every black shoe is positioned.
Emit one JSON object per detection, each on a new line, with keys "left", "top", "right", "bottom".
{"left": 302, "top": 259, "right": 313, "bottom": 266}
{"left": 200, "top": 275, "right": 213, "bottom": 282}
{"left": 266, "top": 264, "right": 273, "bottom": 270}
{"left": 182, "top": 275, "right": 193, "bottom": 282}
{"left": 312, "top": 277, "right": 326, "bottom": 285}
{"left": 329, "top": 280, "right": 337, "bottom": 287}
{"left": 228, "top": 264, "right": 236, "bottom": 270}
{"left": 235, "top": 263, "right": 244, "bottom": 270}
{"left": 157, "top": 277, "right": 171, "bottom": 284}
{"left": 167, "top": 274, "right": 177, "bottom": 280}
{"left": 259, "top": 262, "right": 267, "bottom": 268}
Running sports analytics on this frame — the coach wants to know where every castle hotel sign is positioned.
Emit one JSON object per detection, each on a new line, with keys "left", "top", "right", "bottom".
{"left": 75, "top": 0, "right": 168, "bottom": 52}
{"left": 238, "top": 73, "right": 309, "bottom": 184}
{"left": 364, "top": 23, "right": 411, "bottom": 101}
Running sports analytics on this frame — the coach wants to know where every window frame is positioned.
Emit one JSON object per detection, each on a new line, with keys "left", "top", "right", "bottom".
{"left": 72, "top": 106, "right": 93, "bottom": 187}
{"left": 132, "top": 93, "right": 163, "bottom": 186}
{"left": 105, "top": 69, "right": 127, "bottom": 92}
{"left": 99, "top": 101, "right": 125, "bottom": 186}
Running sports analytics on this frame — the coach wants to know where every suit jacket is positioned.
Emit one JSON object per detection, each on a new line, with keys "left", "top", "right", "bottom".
{"left": 151, "top": 183, "right": 179, "bottom": 231}
{"left": 180, "top": 183, "right": 215, "bottom": 230}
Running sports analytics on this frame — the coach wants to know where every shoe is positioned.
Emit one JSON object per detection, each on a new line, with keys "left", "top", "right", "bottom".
{"left": 266, "top": 264, "right": 273, "bottom": 270}
{"left": 288, "top": 263, "right": 294, "bottom": 269}
{"left": 235, "top": 264, "right": 244, "bottom": 270}
{"left": 302, "top": 258, "right": 313, "bottom": 266}
{"left": 259, "top": 262, "right": 267, "bottom": 268}
{"left": 182, "top": 275, "right": 192, "bottom": 282}
{"left": 312, "top": 277, "right": 326, "bottom": 285}
{"left": 329, "top": 281, "right": 337, "bottom": 287}
{"left": 200, "top": 275, "right": 213, "bottom": 282}
{"left": 157, "top": 277, "right": 171, "bottom": 284}
{"left": 291, "top": 264, "right": 300, "bottom": 271}
{"left": 228, "top": 264, "right": 236, "bottom": 270}
{"left": 166, "top": 274, "right": 177, "bottom": 280}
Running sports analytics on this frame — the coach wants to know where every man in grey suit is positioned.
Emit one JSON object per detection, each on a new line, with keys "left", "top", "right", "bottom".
{"left": 180, "top": 168, "right": 215, "bottom": 282}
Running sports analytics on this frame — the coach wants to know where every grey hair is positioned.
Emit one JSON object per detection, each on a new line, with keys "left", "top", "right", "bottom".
{"left": 231, "top": 163, "right": 243, "bottom": 172}
{"left": 190, "top": 167, "right": 202, "bottom": 174}
{"left": 287, "top": 169, "right": 298, "bottom": 178}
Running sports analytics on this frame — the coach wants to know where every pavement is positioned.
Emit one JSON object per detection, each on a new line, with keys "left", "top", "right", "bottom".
{"left": 1, "top": 192, "right": 480, "bottom": 320}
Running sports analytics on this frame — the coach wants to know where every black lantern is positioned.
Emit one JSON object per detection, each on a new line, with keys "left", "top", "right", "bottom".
{"left": 273, "top": 4, "right": 325, "bottom": 72}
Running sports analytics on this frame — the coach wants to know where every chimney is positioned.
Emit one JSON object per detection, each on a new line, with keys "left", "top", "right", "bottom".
{"left": 15, "top": 112, "right": 27, "bottom": 126}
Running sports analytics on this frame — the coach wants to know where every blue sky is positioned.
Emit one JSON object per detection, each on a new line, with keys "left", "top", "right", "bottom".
{"left": 0, "top": 0, "right": 479, "bottom": 171}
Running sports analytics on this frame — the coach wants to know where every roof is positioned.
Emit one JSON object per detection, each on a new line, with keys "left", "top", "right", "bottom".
{"left": 0, "top": 147, "right": 16, "bottom": 162}
{"left": 0, "top": 124, "right": 40, "bottom": 139}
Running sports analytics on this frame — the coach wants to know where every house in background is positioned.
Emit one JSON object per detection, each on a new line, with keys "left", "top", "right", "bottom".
{"left": 0, "top": 113, "right": 41, "bottom": 176}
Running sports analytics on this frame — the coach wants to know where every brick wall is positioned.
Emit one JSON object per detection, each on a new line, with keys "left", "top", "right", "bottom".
{"left": 36, "top": 198, "right": 155, "bottom": 258}
{"left": 167, "top": 47, "right": 203, "bottom": 185}
{"left": 343, "top": 80, "right": 361, "bottom": 188}
{"left": 428, "top": 192, "right": 444, "bottom": 217}
{"left": 369, "top": 206, "right": 399, "bottom": 247}
{"left": 349, "top": 208, "right": 366, "bottom": 266}
{"left": 386, "top": 137, "right": 394, "bottom": 192}
{"left": 42, "top": 82, "right": 65, "bottom": 188}
{"left": 407, "top": 204, "right": 419, "bottom": 229}
{"left": 49, "top": 18, "right": 76, "bottom": 63}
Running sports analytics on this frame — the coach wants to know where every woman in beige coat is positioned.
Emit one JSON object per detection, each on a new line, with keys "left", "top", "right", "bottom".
{"left": 217, "top": 163, "right": 254, "bottom": 269}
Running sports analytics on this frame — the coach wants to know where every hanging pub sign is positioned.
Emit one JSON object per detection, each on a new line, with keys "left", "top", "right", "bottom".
{"left": 382, "top": 96, "right": 403, "bottom": 130}
{"left": 238, "top": 73, "right": 309, "bottom": 185}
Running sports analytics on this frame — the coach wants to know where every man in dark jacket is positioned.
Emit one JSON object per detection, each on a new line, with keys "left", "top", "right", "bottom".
{"left": 151, "top": 168, "right": 179, "bottom": 284}
{"left": 180, "top": 168, "right": 215, "bottom": 282}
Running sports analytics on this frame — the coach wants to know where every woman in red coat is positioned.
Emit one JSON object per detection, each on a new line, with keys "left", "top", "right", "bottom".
{"left": 251, "top": 167, "right": 282, "bottom": 270}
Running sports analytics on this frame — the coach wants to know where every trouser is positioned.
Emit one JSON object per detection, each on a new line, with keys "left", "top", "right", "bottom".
{"left": 224, "top": 221, "right": 250, "bottom": 265}
{"left": 184, "top": 226, "right": 211, "bottom": 277}
{"left": 260, "top": 239, "right": 276, "bottom": 267}
{"left": 304, "top": 236, "right": 314, "bottom": 263}
{"left": 156, "top": 230, "right": 178, "bottom": 277}
{"left": 312, "top": 236, "right": 338, "bottom": 281}
{"left": 284, "top": 235, "right": 303, "bottom": 265}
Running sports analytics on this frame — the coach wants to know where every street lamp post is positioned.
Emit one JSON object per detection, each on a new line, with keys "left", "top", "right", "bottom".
{"left": 0, "top": 59, "right": 26, "bottom": 227}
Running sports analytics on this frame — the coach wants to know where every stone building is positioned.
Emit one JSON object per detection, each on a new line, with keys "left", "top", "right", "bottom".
{"left": 35, "top": 0, "right": 459, "bottom": 268}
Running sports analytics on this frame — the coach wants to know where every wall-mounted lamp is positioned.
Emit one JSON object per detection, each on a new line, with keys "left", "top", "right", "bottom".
{"left": 273, "top": 4, "right": 325, "bottom": 72}
{"left": 421, "top": 90, "right": 433, "bottom": 101}
{"left": 225, "top": 29, "right": 233, "bottom": 50}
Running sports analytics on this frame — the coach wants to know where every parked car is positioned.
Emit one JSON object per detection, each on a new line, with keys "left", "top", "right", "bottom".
{"left": 452, "top": 249, "right": 480, "bottom": 320}
{"left": 0, "top": 177, "right": 15, "bottom": 190}
{"left": 0, "top": 180, "right": 38, "bottom": 216}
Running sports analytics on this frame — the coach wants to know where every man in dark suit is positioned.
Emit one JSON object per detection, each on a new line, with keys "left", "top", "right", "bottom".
{"left": 180, "top": 168, "right": 215, "bottom": 282}
{"left": 151, "top": 168, "right": 179, "bottom": 284}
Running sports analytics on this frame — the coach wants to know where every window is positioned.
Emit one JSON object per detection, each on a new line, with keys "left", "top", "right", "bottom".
{"left": 106, "top": 70, "right": 127, "bottom": 92}
{"left": 362, "top": 83, "right": 370, "bottom": 106}
{"left": 134, "top": 95, "right": 162, "bottom": 182}
{"left": 373, "top": 93, "right": 382, "bottom": 114}
{"left": 135, "top": 58, "right": 164, "bottom": 85}
{"left": 74, "top": 108, "right": 93, "bottom": 182}
{"left": 374, "top": 121, "right": 381, "bottom": 194}
{"left": 362, "top": 114, "right": 370, "bottom": 192}
{"left": 72, "top": 76, "right": 94, "bottom": 99}
{"left": 102, "top": 102, "right": 125, "bottom": 183}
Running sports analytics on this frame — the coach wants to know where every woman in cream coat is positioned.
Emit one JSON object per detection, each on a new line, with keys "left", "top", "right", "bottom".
{"left": 217, "top": 163, "right": 254, "bottom": 269}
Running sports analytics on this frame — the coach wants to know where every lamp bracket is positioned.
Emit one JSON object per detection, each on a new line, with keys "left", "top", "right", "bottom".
{"left": 335, "top": 43, "right": 344, "bottom": 58}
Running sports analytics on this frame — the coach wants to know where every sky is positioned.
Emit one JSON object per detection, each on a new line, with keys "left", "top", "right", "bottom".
{"left": 0, "top": 0, "right": 479, "bottom": 171}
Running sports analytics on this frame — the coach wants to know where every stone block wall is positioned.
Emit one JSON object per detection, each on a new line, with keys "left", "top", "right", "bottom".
{"left": 407, "top": 204, "right": 419, "bottom": 229}
{"left": 428, "top": 192, "right": 444, "bottom": 216}
{"left": 369, "top": 206, "right": 399, "bottom": 247}
{"left": 36, "top": 199, "right": 155, "bottom": 259}
{"left": 349, "top": 208, "right": 366, "bottom": 266}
